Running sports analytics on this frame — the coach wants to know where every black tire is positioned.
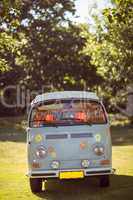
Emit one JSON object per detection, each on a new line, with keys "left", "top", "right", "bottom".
{"left": 99, "top": 175, "right": 110, "bottom": 187}
{"left": 30, "top": 178, "right": 42, "bottom": 193}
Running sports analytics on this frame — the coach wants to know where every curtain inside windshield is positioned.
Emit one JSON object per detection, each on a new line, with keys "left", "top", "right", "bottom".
{"left": 30, "top": 99, "right": 107, "bottom": 127}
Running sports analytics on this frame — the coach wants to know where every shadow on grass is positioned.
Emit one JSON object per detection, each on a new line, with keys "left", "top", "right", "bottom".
{"left": 0, "top": 116, "right": 26, "bottom": 142}
{"left": 35, "top": 175, "right": 133, "bottom": 200}
{"left": 111, "top": 125, "right": 133, "bottom": 146}
{"left": 0, "top": 128, "right": 26, "bottom": 142}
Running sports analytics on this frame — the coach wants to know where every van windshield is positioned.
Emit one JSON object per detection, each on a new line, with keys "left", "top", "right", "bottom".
{"left": 29, "top": 99, "right": 107, "bottom": 127}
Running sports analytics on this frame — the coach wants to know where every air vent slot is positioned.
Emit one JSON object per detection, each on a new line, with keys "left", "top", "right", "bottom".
{"left": 71, "top": 133, "right": 93, "bottom": 138}
{"left": 46, "top": 134, "right": 68, "bottom": 140}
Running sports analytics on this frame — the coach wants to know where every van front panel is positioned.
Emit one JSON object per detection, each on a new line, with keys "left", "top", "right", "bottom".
{"left": 27, "top": 98, "right": 112, "bottom": 175}
{"left": 27, "top": 125, "right": 111, "bottom": 172}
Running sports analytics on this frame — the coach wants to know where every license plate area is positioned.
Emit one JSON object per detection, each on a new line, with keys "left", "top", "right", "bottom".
{"left": 59, "top": 171, "right": 84, "bottom": 179}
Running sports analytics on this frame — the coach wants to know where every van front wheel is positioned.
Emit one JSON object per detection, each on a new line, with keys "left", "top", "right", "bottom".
{"left": 99, "top": 175, "right": 110, "bottom": 187}
{"left": 30, "top": 178, "right": 42, "bottom": 193}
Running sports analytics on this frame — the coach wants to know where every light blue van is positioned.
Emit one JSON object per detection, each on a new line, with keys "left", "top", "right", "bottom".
{"left": 27, "top": 91, "right": 112, "bottom": 193}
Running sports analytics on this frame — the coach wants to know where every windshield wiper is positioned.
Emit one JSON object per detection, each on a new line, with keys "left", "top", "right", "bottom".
{"left": 85, "top": 121, "right": 92, "bottom": 126}
{"left": 30, "top": 120, "right": 58, "bottom": 127}
{"left": 61, "top": 117, "right": 81, "bottom": 120}
{"left": 60, "top": 117, "right": 92, "bottom": 126}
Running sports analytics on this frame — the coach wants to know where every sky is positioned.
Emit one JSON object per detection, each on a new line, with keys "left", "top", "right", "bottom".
{"left": 74, "top": 0, "right": 113, "bottom": 23}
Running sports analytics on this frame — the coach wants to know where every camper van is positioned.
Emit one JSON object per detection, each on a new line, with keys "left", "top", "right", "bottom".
{"left": 27, "top": 91, "right": 112, "bottom": 193}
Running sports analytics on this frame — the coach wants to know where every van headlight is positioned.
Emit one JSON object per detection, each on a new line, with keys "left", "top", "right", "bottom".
{"left": 94, "top": 145, "right": 104, "bottom": 156}
{"left": 35, "top": 146, "right": 47, "bottom": 159}
{"left": 51, "top": 161, "right": 60, "bottom": 169}
{"left": 81, "top": 160, "right": 90, "bottom": 168}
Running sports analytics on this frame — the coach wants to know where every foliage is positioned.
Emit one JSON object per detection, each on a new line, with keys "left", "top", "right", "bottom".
{"left": 86, "top": 0, "right": 133, "bottom": 104}
{"left": 0, "top": 0, "right": 133, "bottom": 116}
{"left": 0, "top": 1, "right": 103, "bottom": 116}
{"left": 0, "top": 0, "right": 101, "bottom": 91}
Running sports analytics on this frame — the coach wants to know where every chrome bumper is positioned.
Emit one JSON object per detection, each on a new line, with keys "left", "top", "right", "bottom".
{"left": 27, "top": 168, "right": 115, "bottom": 178}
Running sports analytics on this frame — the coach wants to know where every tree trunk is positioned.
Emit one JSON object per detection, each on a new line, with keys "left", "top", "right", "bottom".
{"left": 126, "top": 84, "right": 133, "bottom": 118}
{"left": 114, "top": 84, "right": 133, "bottom": 124}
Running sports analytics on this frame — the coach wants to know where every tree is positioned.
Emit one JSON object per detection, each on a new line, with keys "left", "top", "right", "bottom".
{"left": 85, "top": 0, "right": 133, "bottom": 114}
{"left": 0, "top": 0, "right": 102, "bottom": 115}
{"left": 17, "top": 0, "right": 102, "bottom": 91}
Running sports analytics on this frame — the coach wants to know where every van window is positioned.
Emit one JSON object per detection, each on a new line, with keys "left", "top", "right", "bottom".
{"left": 29, "top": 99, "right": 107, "bottom": 127}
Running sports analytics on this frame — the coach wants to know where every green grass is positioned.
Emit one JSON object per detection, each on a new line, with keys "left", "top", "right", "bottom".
{"left": 0, "top": 117, "right": 133, "bottom": 200}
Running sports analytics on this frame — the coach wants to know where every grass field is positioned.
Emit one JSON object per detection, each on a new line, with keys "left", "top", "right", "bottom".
{"left": 0, "top": 117, "right": 133, "bottom": 200}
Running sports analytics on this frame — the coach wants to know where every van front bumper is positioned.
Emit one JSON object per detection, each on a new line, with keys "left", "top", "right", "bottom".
{"left": 27, "top": 168, "right": 114, "bottom": 179}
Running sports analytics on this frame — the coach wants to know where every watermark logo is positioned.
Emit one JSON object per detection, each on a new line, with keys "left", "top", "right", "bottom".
{"left": 0, "top": 84, "right": 53, "bottom": 113}
{"left": 0, "top": 84, "right": 91, "bottom": 114}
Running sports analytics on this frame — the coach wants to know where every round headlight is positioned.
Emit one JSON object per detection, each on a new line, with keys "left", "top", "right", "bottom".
{"left": 81, "top": 160, "right": 90, "bottom": 168}
{"left": 36, "top": 146, "right": 47, "bottom": 159}
{"left": 51, "top": 161, "right": 60, "bottom": 169}
{"left": 94, "top": 146, "right": 104, "bottom": 156}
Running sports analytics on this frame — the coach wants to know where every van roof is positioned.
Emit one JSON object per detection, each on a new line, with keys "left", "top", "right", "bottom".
{"left": 31, "top": 91, "right": 99, "bottom": 105}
